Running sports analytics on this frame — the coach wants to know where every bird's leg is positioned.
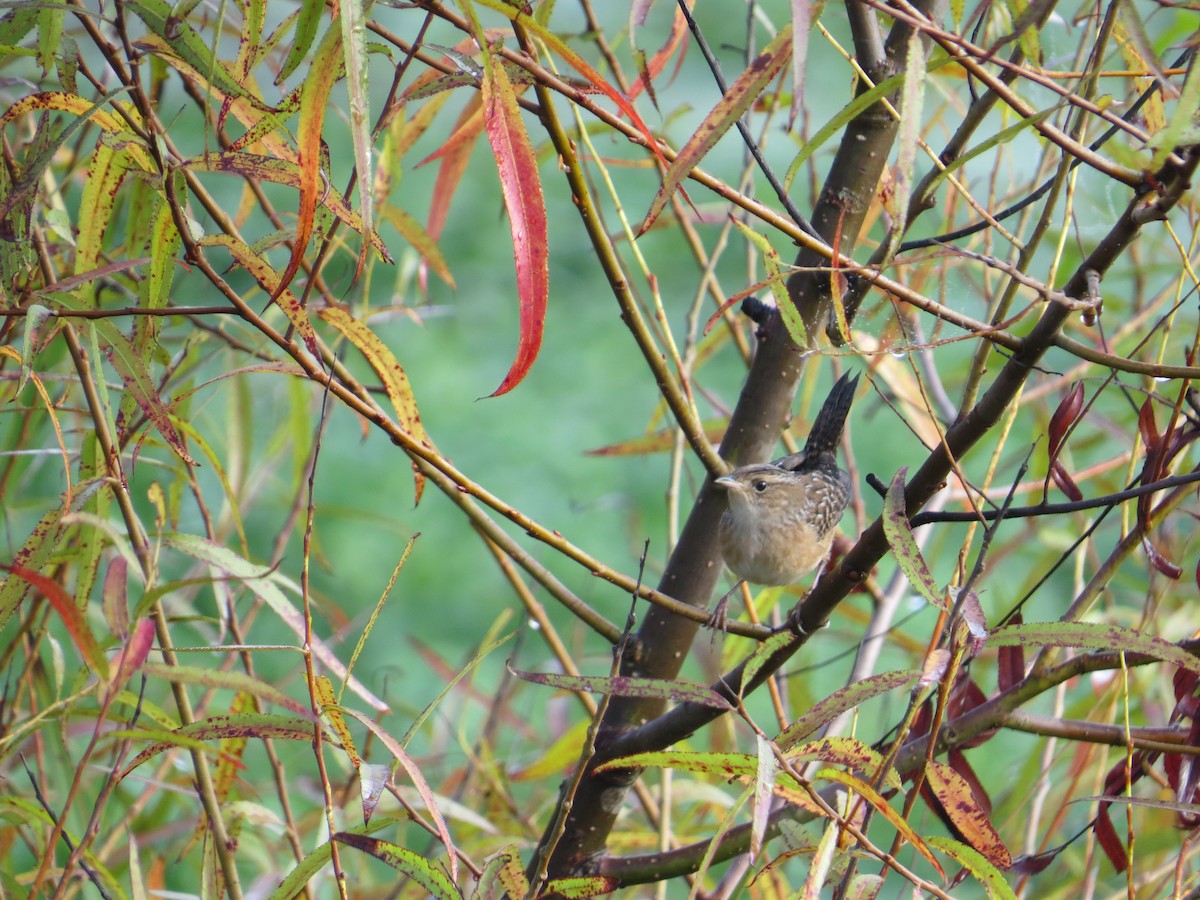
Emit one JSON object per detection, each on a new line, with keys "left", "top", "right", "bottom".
{"left": 782, "top": 554, "right": 834, "bottom": 635}
{"left": 707, "top": 580, "right": 745, "bottom": 632}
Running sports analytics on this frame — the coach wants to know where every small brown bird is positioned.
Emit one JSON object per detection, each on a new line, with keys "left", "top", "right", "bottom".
{"left": 714, "top": 372, "right": 857, "bottom": 589}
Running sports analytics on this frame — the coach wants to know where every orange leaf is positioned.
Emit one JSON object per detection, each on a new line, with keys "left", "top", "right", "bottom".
{"left": 482, "top": 54, "right": 548, "bottom": 397}
{"left": 201, "top": 234, "right": 319, "bottom": 356}
{"left": 924, "top": 758, "right": 1012, "bottom": 869}
{"left": 420, "top": 94, "right": 485, "bottom": 245}
{"left": 273, "top": 25, "right": 343, "bottom": 302}
{"left": 318, "top": 306, "right": 432, "bottom": 504}
{"left": 628, "top": 0, "right": 693, "bottom": 102}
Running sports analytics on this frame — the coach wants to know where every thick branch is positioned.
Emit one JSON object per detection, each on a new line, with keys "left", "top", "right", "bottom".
{"left": 531, "top": 0, "right": 923, "bottom": 883}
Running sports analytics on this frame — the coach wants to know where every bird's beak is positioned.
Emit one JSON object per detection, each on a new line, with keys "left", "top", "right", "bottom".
{"left": 714, "top": 475, "right": 737, "bottom": 490}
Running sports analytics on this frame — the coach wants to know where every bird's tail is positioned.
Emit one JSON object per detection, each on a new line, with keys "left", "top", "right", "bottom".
{"left": 803, "top": 371, "right": 858, "bottom": 458}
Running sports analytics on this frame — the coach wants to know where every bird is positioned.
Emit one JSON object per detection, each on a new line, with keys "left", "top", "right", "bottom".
{"left": 714, "top": 372, "right": 858, "bottom": 598}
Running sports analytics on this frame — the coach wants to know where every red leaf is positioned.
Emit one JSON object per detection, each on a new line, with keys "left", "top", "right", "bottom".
{"left": 1047, "top": 381, "right": 1085, "bottom": 460}
{"left": 1143, "top": 535, "right": 1183, "bottom": 579}
{"left": 1045, "top": 382, "right": 1085, "bottom": 501}
{"left": 997, "top": 611, "right": 1025, "bottom": 692}
{"left": 1094, "top": 803, "right": 1128, "bottom": 872}
{"left": 481, "top": 54, "right": 548, "bottom": 397}
{"left": 923, "top": 759, "right": 1012, "bottom": 868}
{"left": 1137, "top": 396, "right": 1160, "bottom": 449}
{"left": 419, "top": 93, "right": 485, "bottom": 240}
{"left": 1050, "top": 459, "right": 1084, "bottom": 501}
{"left": 1009, "top": 848, "right": 1061, "bottom": 875}
{"left": 1, "top": 563, "right": 106, "bottom": 674}
{"left": 112, "top": 618, "right": 156, "bottom": 688}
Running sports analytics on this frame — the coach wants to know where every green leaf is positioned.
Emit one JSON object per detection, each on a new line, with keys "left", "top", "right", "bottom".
{"left": 334, "top": 833, "right": 463, "bottom": 898}
{"left": 511, "top": 668, "right": 733, "bottom": 710}
{"left": 882, "top": 468, "right": 947, "bottom": 609}
{"left": 732, "top": 218, "right": 806, "bottom": 345}
{"left": 163, "top": 533, "right": 390, "bottom": 711}
{"left": 989, "top": 621, "right": 1200, "bottom": 674}
{"left": 927, "top": 836, "right": 1018, "bottom": 899}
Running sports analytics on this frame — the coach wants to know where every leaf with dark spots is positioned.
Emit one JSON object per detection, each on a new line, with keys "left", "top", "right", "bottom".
{"left": 334, "top": 833, "right": 461, "bottom": 897}
{"left": 990, "top": 621, "right": 1200, "bottom": 674}
{"left": 641, "top": 25, "right": 792, "bottom": 233}
{"left": 924, "top": 759, "right": 1012, "bottom": 869}
{"left": 776, "top": 669, "right": 920, "bottom": 748}
{"left": 882, "top": 468, "right": 947, "bottom": 610}
{"left": 511, "top": 667, "right": 732, "bottom": 710}
{"left": 118, "top": 713, "right": 326, "bottom": 780}
{"left": 95, "top": 319, "right": 197, "bottom": 466}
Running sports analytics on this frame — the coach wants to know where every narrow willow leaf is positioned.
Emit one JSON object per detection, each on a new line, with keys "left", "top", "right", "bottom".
{"left": 267, "top": 817, "right": 409, "bottom": 899}
{"left": 378, "top": 203, "right": 454, "bottom": 286}
{"left": 816, "top": 767, "right": 944, "bottom": 875}
{"left": 315, "top": 674, "right": 361, "bottom": 768}
{"left": 339, "top": 0, "right": 372, "bottom": 275}
{"left": 476, "top": 845, "right": 529, "bottom": 900}
{"left": 788, "top": 736, "right": 901, "bottom": 790}
{"left": 164, "top": 533, "right": 389, "bottom": 711}
{"left": 882, "top": 468, "right": 946, "bottom": 610}
{"left": 335, "top": 835, "right": 462, "bottom": 899}
{"left": 200, "top": 233, "right": 318, "bottom": 355}
{"left": 989, "top": 621, "right": 1200, "bottom": 674}
{"left": 275, "top": 21, "right": 343, "bottom": 300}
{"left": 751, "top": 734, "right": 776, "bottom": 860}
{"left": 643, "top": 26, "right": 791, "bottom": 233}
{"left": 118, "top": 713, "right": 322, "bottom": 779}
{"left": 276, "top": 0, "right": 324, "bottom": 83}
{"left": 0, "top": 563, "right": 106, "bottom": 675}
{"left": 542, "top": 876, "right": 621, "bottom": 898}
{"left": 186, "top": 153, "right": 388, "bottom": 258}
{"left": 75, "top": 140, "right": 132, "bottom": 275}
{"left": 511, "top": 668, "right": 732, "bottom": 710}
{"left": 776, "top": 669, "right": 920, "bottom": 748}
{"left": 732, "top": 218, "right": 806, "bottom": 345}
{"left": 925, "top": 759, "right": 1013, "bottom": 868}
{"left": 140, "top": 662, "right": 313, "bottom": 717}
{"left": 481, "top": 51, "right": 548, "bottom": 397}
{"left": 123, "top": 0, "right": 269, "bottom": 110}
{"left": 90, "top": 318, "right": 197, "bottom": 466}
{"left": 927, "top": 836, "right": 1017, "bottom": 899}
{"left": 802, "top": 817, "right": 838, "bottom": 899}
{"left": 318, "top": 306, "right": 431, "bottom": 503}
{"left": 784, "top": 57, "right": 952, "bottom": 191}
{"left": 468, "top": 0, "right": 666, "bottom": 170}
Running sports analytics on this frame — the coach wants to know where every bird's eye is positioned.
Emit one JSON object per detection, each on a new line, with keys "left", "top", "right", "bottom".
{"left": 753, "top": 480, "right": 768, "bottom": 492}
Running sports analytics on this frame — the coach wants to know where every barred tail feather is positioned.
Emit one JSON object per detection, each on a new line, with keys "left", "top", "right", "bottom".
{"left": 803, "top": 371, "right": 859, "bottom": 458}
